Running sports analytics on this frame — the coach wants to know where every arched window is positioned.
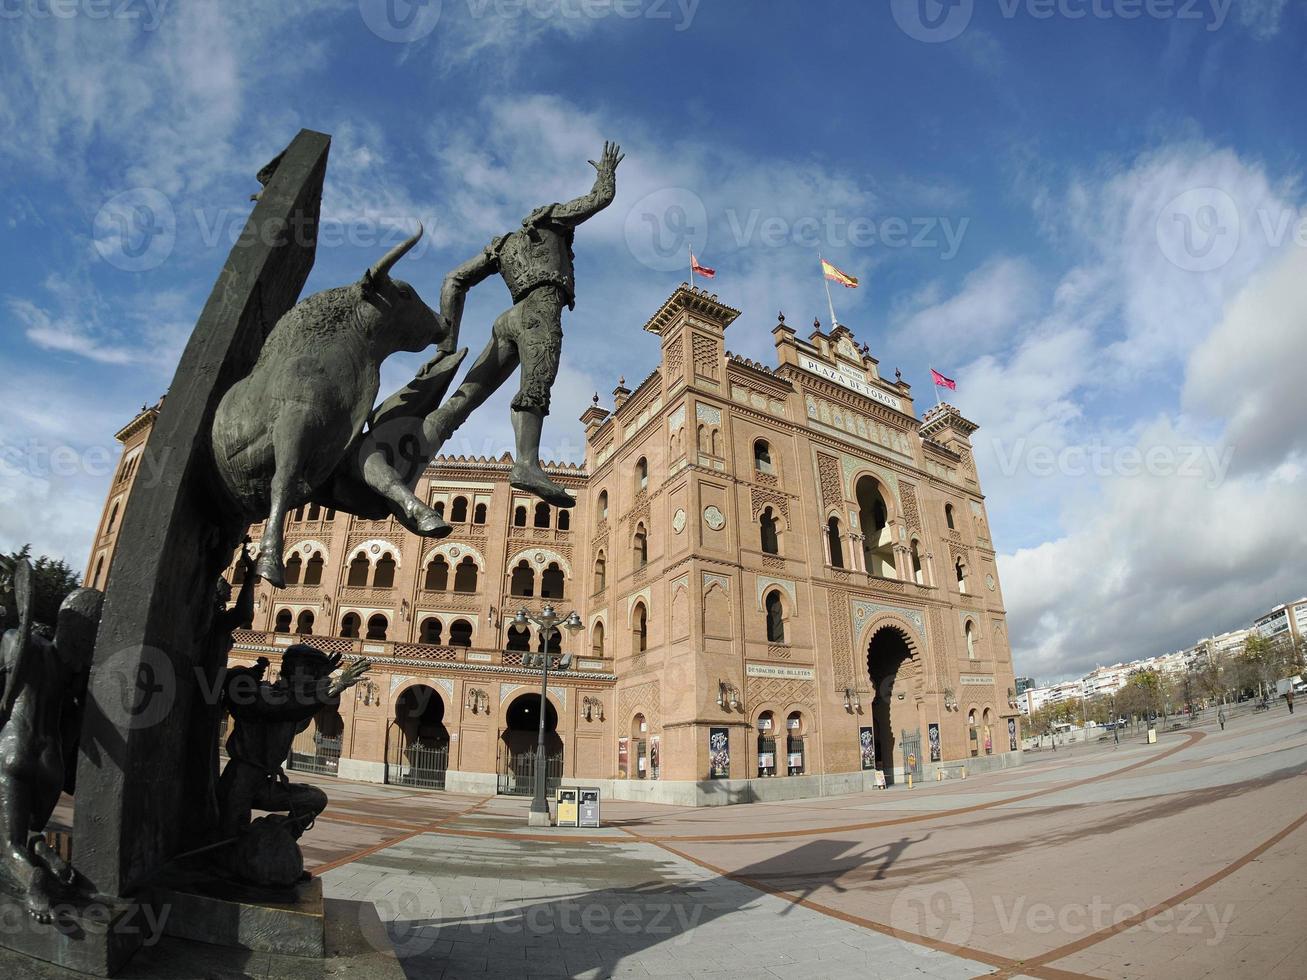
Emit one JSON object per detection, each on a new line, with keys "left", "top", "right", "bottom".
{"left": 513, "top": 505, "right": 527, "bottom": 527}
{"left": 450, "top": 496, "right": 469, "bottom": 523}
{"left": 291, "top": 506, "right": 304, "bottom": 523}
{"left": 966, "top": 620, "right": 976, "bottom": 660}
{"left": 632, "top": 602, "right": 648, "bottom": 653}
{"left": 296, "top": 610, "right": 315, "bottom": 635}
{"left": 592, "top": 622, "right": 605, "bottom": 657}
{"left": 753, "top": 440, "right": 773, "bottom": 474}
{"left": 910, "top": 540, "right": 924, "bottom": 585}
{"left": 420, "top": 617, "right": 443, "bottom": 645}
{"left": 540, "top": 562, "right": 565, "bottom": 600}
{"left": 473, "top": 502, "right": 487, "bottom": 524}
{"left": 537, "top": 627, "right": 561, "bottom": 654}
{"left": 325, "top": 509, "right": 336, "bottom": 522}
{"left": 307, "top": 503, "right": 321, "bottom": 521}
{"left": 945, "top": 503, "right": 956, "bottom": 530}
{"left": 304, "top": 552, "right": 324, "bottom": 586}
{"left": 274, "top": 609, "right": 293, "bottom": 634}
{"left": 284, "top": 553, "right": 303, "bottom": 586}
{"left": 857, "top": 476, "right": 896, "bottom": 578}
{"left": 593, "top": 552, "right": 607, "bottom": 593}
{"left": 453, "top": 557, "right": 478, "bottom": 593}
{"left": 634, "top": 523, "right": 648, "bottom": 568}
{"left": 373, "top": 552, "right": 396, "bottom": 589}
{"left": 449, "top": 619, "right": 472, "bottom": 647}
{"left": 366, "top": 614, "right": 388, "bottom": 641}
{"left": 347, "top": 554, "right": 370, "bottom": 587}
{"left": 764, "top": 590, "right": 786, "bottom": 643}
{"left": 956, "top": 558, "right": 967, "bottom": 594}
{"left": 506, "top": 624, "right": 531, "bottom": 651}
{"left": 106, "top": 502, "right": 120, "bottom": 534}
{"left": 759, "top": 507, "right": 780, "bottom": 555}
{"left": 339, "top": 613, "right": 361, "bottom": 638}
{"left": 231, "top": 556, "right": 245, "bottom": 586}
{"left": 433, "top": 500, "right": 446, "bottom": 521}
{"left": 635, "top": 457, "right": 648, "bottom": 492}
{"left": 598, "top": 490, "right": 609, "bottom": 520}
{"left": 534, "top": 501, "right": 550, "bottom": 528}
{"left": 425, "top": 556, "right": 449, "bottom": 591}
{"left": 557, "top": 510, "right": 570, "bottom": 531}
{"left": 91, "top": 556, "right": 105, "bottom": 590}
{"left": 510, "top": 560, "right": 535, "bottom": 597}
{"left": 827, "top": 516, "right": 845, "bottom": 569}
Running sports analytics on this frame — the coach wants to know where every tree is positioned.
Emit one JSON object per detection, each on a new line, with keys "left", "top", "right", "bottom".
{"left": 0, "top": 544, "right": 84, "bottom": 631}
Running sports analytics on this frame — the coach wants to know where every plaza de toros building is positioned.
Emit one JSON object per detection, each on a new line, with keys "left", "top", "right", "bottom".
{"left": 86, "top": 285, "right": 1022, "bottom": 806}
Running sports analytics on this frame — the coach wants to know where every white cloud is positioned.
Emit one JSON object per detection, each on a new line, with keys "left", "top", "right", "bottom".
{"left": 1184, "top": 245, "right": 1307, "bottom": 473}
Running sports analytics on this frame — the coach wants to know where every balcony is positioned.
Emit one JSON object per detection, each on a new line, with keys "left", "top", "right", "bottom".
{"left": 230, "top": 629, "right": 612, "bottom": 676}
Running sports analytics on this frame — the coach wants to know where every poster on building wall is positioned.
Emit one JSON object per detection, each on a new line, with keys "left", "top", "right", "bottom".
{"left": 618, "top": 737, "right": 629, "bottom": 779}
{"left": 928, "top": 723, "right": 942, "bottom": 762}
{"left": 1008, "top": 717, "right": 1017, "bottom": 752}
{"left": 859, "top": 727, "right": 876, "bottom": 770}
{"left": 650, "top": 735, "right": 661, "bottom": 780}
{"left": 709, "top": 727, "right": 730, "bottom": 779}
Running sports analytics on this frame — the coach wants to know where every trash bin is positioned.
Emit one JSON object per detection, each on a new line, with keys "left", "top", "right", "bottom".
{"left": 578, "top": 787, "right": 601, "bottom": 828}
{"left": 556, "top": 788, "right": 579, "bottom": 827}
{"left": 1147, "top": 727, "right": 1157, "bottom": 744}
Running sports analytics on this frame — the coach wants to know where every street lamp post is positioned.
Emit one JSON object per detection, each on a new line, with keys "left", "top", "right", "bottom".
{"left": 515, "top": 604, "right": 584, "bottom": 827}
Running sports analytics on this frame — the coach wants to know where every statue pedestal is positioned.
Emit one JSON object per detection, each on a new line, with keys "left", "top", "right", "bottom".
{"left": 0, "top": 892, "right": 143, "bottom": 976}
{"left": 150, "top": 870, "right": 325, "bottom": 958}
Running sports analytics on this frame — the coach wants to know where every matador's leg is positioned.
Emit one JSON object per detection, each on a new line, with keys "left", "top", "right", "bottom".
{"left": 421, "top": 309, "right": 521, "bottom": 454}
{"left": 508, "top": 296, "right": 574, "bottom": 508}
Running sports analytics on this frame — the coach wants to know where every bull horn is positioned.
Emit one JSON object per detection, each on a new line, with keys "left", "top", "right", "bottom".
{"left": 368, "top": 222, "right": 424, "bottom": 281}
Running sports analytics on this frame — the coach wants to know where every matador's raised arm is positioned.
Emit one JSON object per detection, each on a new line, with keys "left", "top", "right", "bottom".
{"left": 548, "top": 141, "right": 623, "bottom": 227}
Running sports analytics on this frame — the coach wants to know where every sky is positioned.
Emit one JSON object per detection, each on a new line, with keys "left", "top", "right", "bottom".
{"left": 1, "top": 0, "right": 1305, "bottom": 684}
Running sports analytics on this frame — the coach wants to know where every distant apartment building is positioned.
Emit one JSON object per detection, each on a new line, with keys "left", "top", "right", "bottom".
{"left": 1254, "top": 599, "right": 1307, "bottom": 644}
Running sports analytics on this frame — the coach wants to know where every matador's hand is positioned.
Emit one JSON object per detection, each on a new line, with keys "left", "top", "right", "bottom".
{"left": 589, "top": 141, "right": 624, "bottom": 177}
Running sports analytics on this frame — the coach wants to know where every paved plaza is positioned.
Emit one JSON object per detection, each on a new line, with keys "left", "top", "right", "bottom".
{"left": 26, "top": 705, "right": 1306, "bottom": 979}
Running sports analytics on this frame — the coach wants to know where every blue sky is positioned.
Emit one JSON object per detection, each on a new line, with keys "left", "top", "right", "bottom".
{"left": 2, "top": 0, "right": 1305, "bottom": 682}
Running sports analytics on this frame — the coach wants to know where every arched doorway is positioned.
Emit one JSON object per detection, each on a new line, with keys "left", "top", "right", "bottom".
{"left": 498, "top": 693, "right": 562, "bottom": 796}
{"left": 288, "top": 705, "right": 343, "bottom": 776}
{"left": 386, "top": 685, "right": 450, "bottom": 789}
{"left": 867, "top": 625, "right": 916, "bottom": 785}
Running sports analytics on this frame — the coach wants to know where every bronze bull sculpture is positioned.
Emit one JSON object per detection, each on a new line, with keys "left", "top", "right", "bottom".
{"left": 211, "top": 226, "right": 464, "bottom": 587}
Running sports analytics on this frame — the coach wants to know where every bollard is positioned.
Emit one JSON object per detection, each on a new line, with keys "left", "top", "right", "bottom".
{"left": 906, "top": 773, "right": 913, "bottom": 789}
{"left": 961, "top": 767, "right": 967, "bottom": 779}
{"left": 937, "top": 769, "right": 943, "bottom": 781}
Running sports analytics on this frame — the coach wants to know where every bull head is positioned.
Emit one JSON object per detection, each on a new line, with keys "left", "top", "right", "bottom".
{"left": 362, "top": 223, "right": 424, "bottom": 294}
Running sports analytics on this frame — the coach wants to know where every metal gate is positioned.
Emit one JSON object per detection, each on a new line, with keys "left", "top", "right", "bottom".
{"left": 497, "top": 740, "right": 562, "bottom": 796}
{"left": 288, "top": 713, "right": 342, "bottom": 777}
{"left": 385, "top": 723, "right": 450, "bottom": 789}
{"left": 901, "top": 728, "right": 923, "bottom": 782}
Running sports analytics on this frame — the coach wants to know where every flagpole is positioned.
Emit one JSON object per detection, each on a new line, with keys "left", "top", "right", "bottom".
{"left": 689, "top": 244, "right": 695, "bottom": 288}
{"left": 931, "top": 367, "right": 942, "bottom": 408}
{"left": 820, "top": 254, "right": 839, "bottom": 330}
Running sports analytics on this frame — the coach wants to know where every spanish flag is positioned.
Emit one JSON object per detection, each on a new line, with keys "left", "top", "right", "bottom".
{"left": 821, "top": 259, "right": 859, "bottom": 289}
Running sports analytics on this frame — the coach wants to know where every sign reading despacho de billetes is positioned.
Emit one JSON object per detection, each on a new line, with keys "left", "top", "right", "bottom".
{"left": 798, "top": 355, "right": 903, "bottom": 412}
{"left": 959, "top": 674, "right": 995, "bottom": 686}
{"left": 746, "top": 664, "right": 816, "bottom": 680}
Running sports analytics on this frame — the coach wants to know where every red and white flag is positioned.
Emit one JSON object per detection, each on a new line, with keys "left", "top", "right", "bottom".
{"left": 690, "top": 251, "right": 716, "bottom": 279}
{"left": 931, "top": 369, "right": 957, "bottom": 391}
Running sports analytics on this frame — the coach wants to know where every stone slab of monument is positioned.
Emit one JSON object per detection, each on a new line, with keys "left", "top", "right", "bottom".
{"left": 55, "top": 129, "right": 330, "bottom": 973}
{"left": 150, "top": 873, "right": 325, "bottom": 957}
